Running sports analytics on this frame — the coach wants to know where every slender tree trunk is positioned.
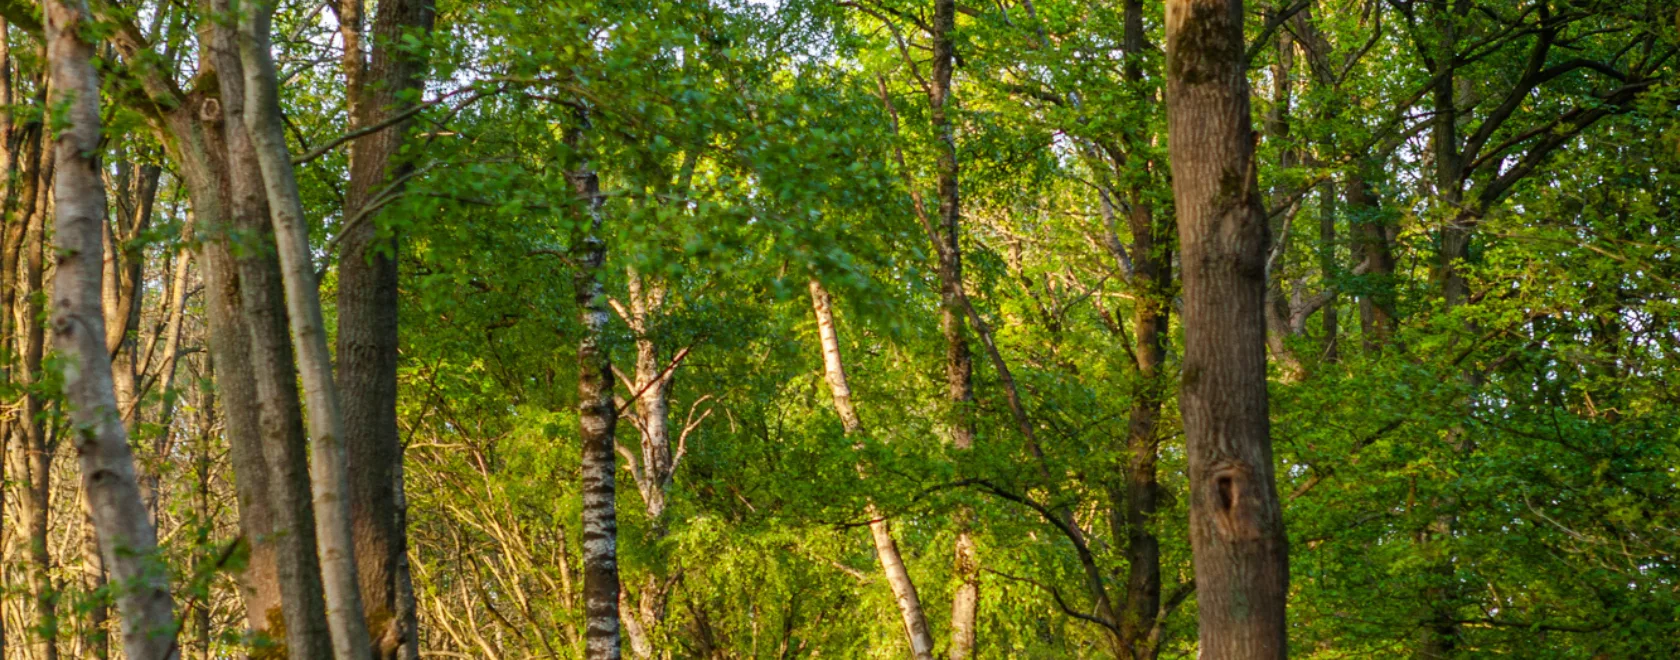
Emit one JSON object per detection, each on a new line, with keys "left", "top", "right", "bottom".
{"left": 203, "top": 5, "right": 339, "bottom": 655}
{"left": 927, "top": 1, "right": 979, "bottom": 654}
{"left": 194, "top": 373, "right": 216, "bottom": 660}
{"left": 18, "top": 128, "right": 55, "bottom": 660}
{"left": 809, "top": 279, "right": 937, "bottom": 660}
{"left": 79, "top": 507, "right": 109, "bottom": 660}
{"left": 1318, "top": 183, "right": 1338, "bottom": 362}
{"left": 335, "top": 1, "right": 435, "bottom": 652}
{"left": 234, "top": 1, "right": 374, "bottom": 656}
{"left": 42, "top": 0, "right": 180, "bottom": 652}
{"left": 569, "top": 137, "right": 622, "bottom": 660}
{"left": 1165, "top": 1, "right": 1289, "bottom": 658}
{"left": 1115, "top": 1, "right": 1171, "bottom": 656}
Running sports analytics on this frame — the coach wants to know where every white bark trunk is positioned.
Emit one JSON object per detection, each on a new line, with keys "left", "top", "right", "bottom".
{"left": 808, "top": 279, "right": 936, "bottom": 660}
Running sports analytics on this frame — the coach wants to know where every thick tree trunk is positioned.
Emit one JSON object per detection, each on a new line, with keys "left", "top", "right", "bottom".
{"left": 234, "top": 2, "right": 374, "bottom": 656}
{"left": 42, "top": 0, "right": 179, "bottom": 652}
{"left": 201, "top": 7, "right": 339, "bottom": 655}
{"left": 809, "top": 280, "right": 937, "bottom": 660}
{"left": 335, "top": 1, "right": 435, "bottom": 652}
{"left": 569, "top": 153, "right": 622, "bottom": 660}
{"left": 1164, "top": 2, "right": 1290, "bottom": 658}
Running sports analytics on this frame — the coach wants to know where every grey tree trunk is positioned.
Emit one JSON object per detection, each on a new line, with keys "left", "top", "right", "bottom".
{"left": 204, "top": 3, "right": 338, "bottom": 654}
{"left": 42, "top": 0, "right": 179, "bottom": 652}
{"left": 808, "top": 279, "right": 937, "bottom": 660}
{"left": 142, "top": 12, "right": 315, "bottom": 643}
{"left": 234, "top": 2, "right": 374, "bottom": 656}
{"left": 569, "top": 145, "right": 621, "bottom": 660}
{"left": 1165, "top": 1, "right": 1290, "bottom": 658}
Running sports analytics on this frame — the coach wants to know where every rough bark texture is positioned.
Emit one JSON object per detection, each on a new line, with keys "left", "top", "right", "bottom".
{"left": 235, "top": 1, "right": 374, "bottom": 656}
{"left": 42, "top": 0, "right": 179, "bottom": 653}
{"left": 205, "top": 4, "right": 339, "bottom": 654}
{"left": 1165, "top": 1, "right": 1290, "bottom": 658}
{"left": 166, "top": 107, "right": 293, "bottom": 638}
{"left": 335, "top": 0, "right": 436, "bottom": 652}
{"left": 809, "top": 280, "right": 937, "bottom": 660}
{"left": 570, "top": 149, "right": 621, "bottom": 660}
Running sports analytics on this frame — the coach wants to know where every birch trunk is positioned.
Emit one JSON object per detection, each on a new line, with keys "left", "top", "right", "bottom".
{"left": 569, "top": 147, "right": 621, "bottom": 660}
{"left": 42, "top": 0, "right": 179, "bottom": 652}
{"left": 233, "top": 1, "right": 373, "bottom": 656}
{"left": 808, "top": 279, "right": 937, "bottom": 660}
{"left": 1165, "top": 1, "right": 1290, "bottom": 657}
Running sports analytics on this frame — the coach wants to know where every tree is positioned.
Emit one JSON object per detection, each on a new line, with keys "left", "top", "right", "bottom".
{"left": 42, "top": 0, "right": 178, "bottom": 654}
{"left": 1165, "top": 0, "right": 1289, "bottom": 657}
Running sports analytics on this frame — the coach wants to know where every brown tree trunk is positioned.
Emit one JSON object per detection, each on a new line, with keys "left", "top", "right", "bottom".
{"left": 235, "top": 0, "right": 376, "bottom": 655}
{"left": 79, "top": 505, "right": 109, "bottom": 659}
{"left": 42, "top": 0, "right": 179, "bottom": 651}
{"left": 17, "top": 124, "right": 56, "bottom": 660}
{"left": 927, "top": 1, "right": 980, "bottom": 654}
{"left": 335, "top": 1, "right": 435, "bottom": 652}
{"left": 203, "top": 6, "right": 340, "bottom": 655}
{"left": 1346, "top": 168, "right": 1395, "bottom": 348}
{"left": 1165, "top": 1, "right": 1289, "bottom": 658}
{"left": 1115, "top": 1, "right": 1171, "bottom": 656}
{"left": 809, "top": 280, "right": 937, "bottom": 660}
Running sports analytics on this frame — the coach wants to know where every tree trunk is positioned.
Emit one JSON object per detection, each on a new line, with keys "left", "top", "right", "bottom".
{"left": 335, "top": 0, "right": 435, "bottom": 652}
{"left": 17, "top": 114, "right": 56, "bottom": 660}
{"left": 202, "top": 6, "right": 339, "bottom": 655}
{"left": 809, "top": 279, "right": 937, "bottom": 660}
{"left": 928, "top": 1, "right": 980, "bottom": 654}
{"left": 42, "top": 0, "right": 179, "bottom": 652}
{"left": 1164, "top": 1, "right": 1289, "bottom": 658}
{"left": 1317, "top": 183, "right": 1338, "bottom": 362}
{"left": 234, "top": 1, "right": 374, "bottom": 656}
{"left": 1345, "top": 169, "right": 1394, "bottom": 348}
{"left": 79, "top": 506, "right": 109, "bottom": 660}
{"left": 1116, "top": 1, "right": 1171, "bottom": 656}
{"left": 570, "top": 144, "right": 622, "bottom": 660}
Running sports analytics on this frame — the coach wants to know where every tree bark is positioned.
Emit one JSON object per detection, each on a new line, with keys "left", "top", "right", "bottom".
{"left": 15, "top": 115, "right": 55, "bottom": 660}
{"left": 233, "top": 1, "right": 374, "bottom": 656}
{"left": 42, "top": 0, "right": 179, "bottom": 652}
{"left": 1164, "top": 1, "right": 1289, "bottom": 658}
{"left": 927, "top": 1, "right": 980, "bottom": 654}
{"left": 204, "top": 4, "right": 339, "bottom": 654}
{"left": 809, "top": 279, "right": 937, "bottom": 660}
{"left": 570, "top": 142, "right": 622, "bottom": 660}
{"left": 1115, "top": 1, "right": 1172, "bottom": 656}
{"left": 335, "top": 0, "right": 435, "bottom": 652}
